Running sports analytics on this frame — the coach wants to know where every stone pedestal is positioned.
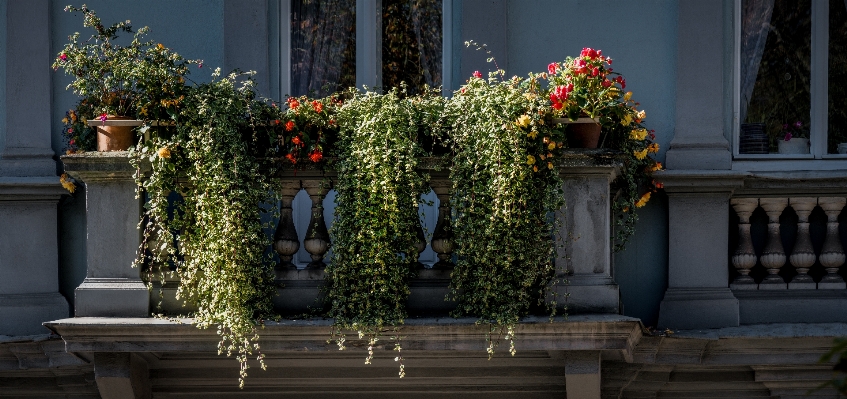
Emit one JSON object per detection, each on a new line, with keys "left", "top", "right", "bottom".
{"left": 657, "top": 172, "right": 745, "bottom": 329}
{"left": 554, "top": 152, "right": 621, "bottom": 313}
{"left": 62, "top": 153, "right": 148, "bottom": 317}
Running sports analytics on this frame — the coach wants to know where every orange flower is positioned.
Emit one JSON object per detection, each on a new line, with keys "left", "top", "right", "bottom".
{"left": 287, "top": 97, "right": 300, "bottom": 110}
{"left": 285, "top": 153, "right": 297, "bottom": 164}
{"left": 285, "top": 120, "right": 295, "bottom": 131}
{"left": 291, "top": 135, "right": 303, "bottom": 146}
{"left": 312, "top": 100, "right": 323, "bottom": 113}
{"left": 635, "top": 192, "right": 651, "bottom": 208}
{"left": 309, "top": 150, "right": 323, "bottom": 163}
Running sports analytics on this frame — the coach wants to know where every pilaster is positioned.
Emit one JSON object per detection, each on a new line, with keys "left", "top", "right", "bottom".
{"left": 62, "top": 153, "right": 148, "bottom": 317}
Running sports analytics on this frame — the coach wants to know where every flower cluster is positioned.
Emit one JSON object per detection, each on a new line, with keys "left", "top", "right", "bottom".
{"left": 781, "top": 120, "right": 808, "bottom": 141}
{"left": 60, "top": 108, "right": 94, "bottom": 154}
{"left": 546, "top": 47, "right": 621, "bottom": 120}
{"left": 276, "top": 95, "right": 339, "bottom": 165}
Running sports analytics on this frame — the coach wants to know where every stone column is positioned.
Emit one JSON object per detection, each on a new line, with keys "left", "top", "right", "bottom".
{"left": 0, "top": 0, "right": 70, "bottom": 336}
{"left": 730, "top": 198, "right": 758, "bottom": 289}
{"left": 429, "top": 177, "right": 454, "bottom": 270}
{"left": 62, "top": 153, "right": 148, "bottom": 317}
{"left": 273, "top": 180, "right": 302, "bottom": 270}
{"left": 658, "top": 172, "right": 744, "bottom": 329}
{"left": 788, "top": 197, "right": 817, "bottom": 289}
{"left": 818, "top": 197, "right": 846, "bottom": 289}
{"left": 758, "top": 198, "right": 788, "bottom": 290}
{"left": 302, "top": 179, "right": 331, "bottom": 269}
{"left": 555, "top": 159, "right": 620, "bottom": 313}
{"left": 565, "top": 351, "right": 601, "bottom": 399}
{"left": 93, "top": 353, "right": 150, "bottom": 399}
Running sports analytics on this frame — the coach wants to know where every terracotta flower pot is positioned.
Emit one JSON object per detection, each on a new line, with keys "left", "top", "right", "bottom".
{"left": 566, "top": 122, "right": 602, "bottom": 149}
{"left": 96, "top": 116, "right": 135, "bottom": 151}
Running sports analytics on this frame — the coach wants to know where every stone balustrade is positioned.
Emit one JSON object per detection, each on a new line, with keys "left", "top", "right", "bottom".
{"left": 62, "top": 150, "right": 624, "bottom": 318}
{"left": 729, "top": 195, "right": 847, "bottom": 324}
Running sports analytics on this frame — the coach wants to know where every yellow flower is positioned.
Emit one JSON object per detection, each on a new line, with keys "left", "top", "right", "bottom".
{"left": 60, "top": 173, "right": 76, "bottom": 193}
{"left": 533, "top": 165, "right": 539, "bottom": 172}
{"left": 621, "top": 113, "right": 633, "bottom": 126}
{"left": 527, "top": 130, "right": 538, "bottom": 139}
{"left": 637, "top": 110, "right": 646, "bottom": 120}
{"left": 649, "top": 162, "right": 663, "bottom": 172}
{"left": 516, "top": 114, "right": 531, "bottom": 128}
{"left": 547, "top": 162, "right": 553, "bottom": 170}
{"left": 157, "top": 43, "right": 165, "bottom": 50}
{"left": 62, "top": 117, "right": 69, "bottom": 124}
{"left": 527, "top": 155, "right": 536, "bottom": 165}
{"left": 158, "top": 147, "right": 171, "bottom": 159}
{"left": 629, "top": 128, "right": 648, "bottom": 141}
{"left": 548, "top": 142, "right": 556, "bottom": 150}
{"left": 634, "top": 148, "right": 648, "bottom": 160}
{"left": 635, "top": 192, "right": 651, "bottom": 208}
{"left": 624, "top": 91, "right": 632, "bottom": 101}
{"left": 647, "top": 143, "right": 660, "bottom": 153}
{"left": 524, "top": 93, "right": 537, "bottom": 101}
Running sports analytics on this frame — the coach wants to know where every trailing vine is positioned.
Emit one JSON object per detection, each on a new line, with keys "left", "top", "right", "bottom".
{"left": 132, "top": 69, "right": 279, "bottom": 387}
{"left": 327, "top": 86, "right": 444, "bottom": 375}
{"left": 444, "top": 72, "right": 565, "bottom": 357}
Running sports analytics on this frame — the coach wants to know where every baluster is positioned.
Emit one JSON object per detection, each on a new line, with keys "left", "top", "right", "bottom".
{"left": 788, "top": 197, "right": 817, "bottom": 289}
{"left": 429, "top": 179, "right": 454, "bottom": 269}
{"left": 302, "top": 180, "right": 331, "bottom": 269}
{"left": 413, "top": 217, "right": 427, "bottom": 269}
{"left": 818, "top": 197, "right": 846, "bottom": 289}
{"left": 730, "top": 198, "right": 758, "bottom": 289}
{"left": 273, "top": 180, "right": 302, "bottom": 270}
{"left": 759, "top": 198, "right": 788, "bottom": 289}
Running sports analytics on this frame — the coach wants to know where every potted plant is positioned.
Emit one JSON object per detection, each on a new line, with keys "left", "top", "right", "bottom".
{"left": 546, "top": 48, "right": 627, "bottom": 148}
{"left": 777, "top": 120, "right": 810, "bottom": 154}
{"left": 53, "top": 5, "right": 199, "bottom": 152}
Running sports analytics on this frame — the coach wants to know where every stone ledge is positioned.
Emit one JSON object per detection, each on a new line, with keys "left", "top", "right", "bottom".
{"left": 45, "top": 316, "right": 643, "bottom": 357}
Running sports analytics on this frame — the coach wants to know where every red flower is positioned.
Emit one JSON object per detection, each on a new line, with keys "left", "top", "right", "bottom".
{"left": 553, "top": 85, "right": 570, "bottom": 101}
{"left": 287, "top": 97, "right": 300, "bottom": 109}
{"left": 601, "top": 80, "right": 612, "bottom": 88}
{"left": 592, "top": 68, "right": 599, "bottom": 77}
{"left": 285, "top": 153, "right": 297, "bottom": 164}
{"left": 580, "top": 47, "right": 599, "bottom": 60}
{"left": 59, "top": 53, "right": 68, "bottom": 61}
{"left": 552, "top": 102, "right": 563, "bottom": 111}
{"left": 285, "top": 120, "right": 295, "bottom": 131}
{"left": 291, "top": 135, "right": 303, "bottom": 146}
{"left": 275, "top": 119, "right": 281, "bottom": 125}
{"left": 472, "top": 71, "right": 482, "bottom": 79}
{"left": 69, "top": 139, "right": 76, "bottom": 145}
{"left": 309, "top": 150, "right": 323, "bottom": 163}
{"left": 548, "top": 62, "right": 558, "bottom": 74}
{"left": 312, "top": 100, "right": 323, "bottom": 113}
{"left": 329, "top": 119, "right": 336, "bottom": 125}
{"left": 573, "top": 59, "right": 587, "bottom": 74}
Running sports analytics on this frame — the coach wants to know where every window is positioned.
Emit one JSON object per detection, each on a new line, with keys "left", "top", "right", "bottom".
{"left": 269, "top": 0, "right": 451, "bottom": 267}
{"left": 734, "top": 0, "right": 847, "bottom": 160}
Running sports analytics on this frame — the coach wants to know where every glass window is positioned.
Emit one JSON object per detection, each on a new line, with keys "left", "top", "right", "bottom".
{"left": 740, "top": 0, "right": 812, "bottom": 155}
{"left": 829, "top": 0, "right": 847, "bottom": 154}
{"left": 382, "top": 0, "right": 442, "bottom": 93}
{"left": 290, "top": 0, "right": 356, "bottom": 97}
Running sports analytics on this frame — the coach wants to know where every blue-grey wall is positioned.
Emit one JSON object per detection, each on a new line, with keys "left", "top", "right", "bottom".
{"left": 53, "top": 0, "right": 226, "bottom": 309}
{"left": 0, "top": 0, "right": 7, "bottom": 155}
{"left": 499, "top": 0, "right": 678, "bottom": 326}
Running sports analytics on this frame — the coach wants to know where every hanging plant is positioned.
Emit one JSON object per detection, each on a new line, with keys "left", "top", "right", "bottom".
{"left": 132, "top": 69, "right": 280, "bottom": 387}
{"left": 444, "top": 71, "right": 565, "bottom": 357}
{"left": 327, "top": 86, "right": 444, "bottom": 376}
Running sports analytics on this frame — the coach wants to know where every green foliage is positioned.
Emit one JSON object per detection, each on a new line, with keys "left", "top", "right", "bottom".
{"left": 132, "top": 70, "right": 278, "bottom": 388}
{"left": 444, "top": 72, "right": 565, "bottom": 357}
{"left": 326, "top": 86, "right": 444, "bottom": 374}
{"left": 55, "top": 4, "right": 199, "bottom": 152}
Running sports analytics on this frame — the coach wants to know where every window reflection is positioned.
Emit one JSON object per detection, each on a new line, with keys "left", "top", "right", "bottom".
{"left": 291, "top": 0, "right": 356, "bottom": 97}
{"left": 382, "top": 0, "right": 442, "bottom": 93}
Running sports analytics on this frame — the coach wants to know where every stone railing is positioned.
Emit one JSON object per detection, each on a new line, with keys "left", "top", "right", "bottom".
{"left": 657, "top": 169, "right": 847, "bottom": 329}
{"left": 61, "top": 150, "right": 624, "bottom": 319}
{"left": 729, "top": 196, "right": 847, "bottom": 324}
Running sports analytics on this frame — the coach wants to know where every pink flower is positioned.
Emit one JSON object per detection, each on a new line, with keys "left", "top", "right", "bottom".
{"left": 472, "top": 71, "right": 482, "bottom": 79}
{"left": 784, "top": 132, "right": 793, "bottom": 141}
{"left": 548, "top": 62, "right": 558, "bottom": 75}
{"left": 573, "top": 59, "right": 587, "bottom": 74}
{"left": 99, "top": 113, "right": 108, "bottom": 125}
{"left": 553, "top": 85, "right": 570, "bottom": 101}
{"left": 59, "top": 53, "right": 68, "bottom": 61}
{"left": 592, "top": 68, "right": 599, "bottom": 77}
{"left": 580, "top": 47, "right": 599, "bottom": 59}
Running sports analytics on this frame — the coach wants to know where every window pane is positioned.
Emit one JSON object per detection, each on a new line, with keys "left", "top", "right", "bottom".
{"left": 291, "top": 0, "right": 356, "bottom": 97}
{"left": 829, "top": 0, "right": 847, "bottom": 154}
{"left": 382, "top": 0, "right": 442, "bottom": 93}
{"left": 741, "top": 0, "right": 811, "bottom": 154}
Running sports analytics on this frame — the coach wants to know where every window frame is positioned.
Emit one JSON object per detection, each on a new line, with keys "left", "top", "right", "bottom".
{"left": 732, "top": 0, "right": 847, "bottom": 164}
{"left": 271, "top": 0, "right": 453, "bottom": 100}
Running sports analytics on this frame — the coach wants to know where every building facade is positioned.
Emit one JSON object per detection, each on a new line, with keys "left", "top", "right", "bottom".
{"left": 1, "top": 0, "right": 846, "bottom": 397}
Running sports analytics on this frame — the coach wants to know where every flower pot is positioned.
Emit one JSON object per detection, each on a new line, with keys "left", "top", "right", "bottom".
{"left": 96, "top": 116, "right": 135, "bottom": 151}
{"left": 777, "top": 138, "right": 809, "bottom": 154}
{"left": 739, "top": 123, "right": 768, "bottom": 154}
{"left": 566, "top": 121, "right": 602, "bottom": 149}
